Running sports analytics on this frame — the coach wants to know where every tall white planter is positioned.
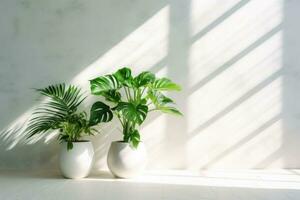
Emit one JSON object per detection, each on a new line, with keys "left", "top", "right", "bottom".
{"left": 107, "top": 141, "right": 147, "bottom": 178}
{"left": 59, "top": 141, "right": 94, "bottom": 179}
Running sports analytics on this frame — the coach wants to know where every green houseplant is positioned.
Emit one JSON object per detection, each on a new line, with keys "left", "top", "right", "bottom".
{"left": 26, "top": 83, "right": 112, "bottom": 179}
{"left": 90, "top": 67, "right": 182, "bottom": 178}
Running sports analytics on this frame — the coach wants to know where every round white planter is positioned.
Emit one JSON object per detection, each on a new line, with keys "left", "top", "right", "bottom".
{"left": 59, "top": 141, "right": 94, "bottom": 179}
{"left": 107, "top": 141, "right": 147, "bottom": 178}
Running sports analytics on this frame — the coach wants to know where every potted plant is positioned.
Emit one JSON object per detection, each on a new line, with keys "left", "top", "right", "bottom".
{"left": 26, "top": 83, "right": 113, "bottom": 179}
{"left": 90, "top": 67, "right": 182, "bottom": 178}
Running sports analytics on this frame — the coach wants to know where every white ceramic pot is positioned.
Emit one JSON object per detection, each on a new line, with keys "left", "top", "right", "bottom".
{"left": 107, "top": 141, "right": 147, "bottom": 178}
{"left": 59, "top": 141, "right": 94, "bottom": 179}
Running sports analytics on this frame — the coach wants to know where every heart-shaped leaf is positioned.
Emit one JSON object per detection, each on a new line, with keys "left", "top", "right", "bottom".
{"left": 134, "top": 71, "right": 155, "bottom": 88}
{"left": 114, "top": 67, "right": 133, "bottom": 87}
{"left": 90, "top": 75, "right": 120, "bottom": 95}
{"left": 89, "top": 101, "right": 113, "bottom": 125}
{"left": 115, "top": 102, "right": 148, "bottom": 125}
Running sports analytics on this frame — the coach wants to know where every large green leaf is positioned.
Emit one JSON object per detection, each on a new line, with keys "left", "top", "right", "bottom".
{"left": 158, "top": 106, "right": 182, "bottom": 116}
{"left": 113, "top": 67, "right": 133, "bottom": 87}
{"left": 89, "top": 101, "right": 113, "bottom": 125}
{"left": 100, "top": 89, "right": 121, "bottom": 103}
{"left": 115, "top": 102, "right": 148, "bottom": 125}
{"left": 90, "top": 75, "right": 121, "bottom": 95}
{"left": 134, "top": 71, "right": 155, "bottom": 88}
{"left": 151, "top": 78, "right": 181, "bottom": 91}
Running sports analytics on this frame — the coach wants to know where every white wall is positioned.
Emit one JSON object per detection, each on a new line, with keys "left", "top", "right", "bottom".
{"left": 0, "top": 0, "right": 300, "bottom": 171}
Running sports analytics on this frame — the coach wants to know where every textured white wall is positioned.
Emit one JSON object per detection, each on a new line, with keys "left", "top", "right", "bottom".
{"left": 0, "top": 0, "right": 299, "bottom": 170}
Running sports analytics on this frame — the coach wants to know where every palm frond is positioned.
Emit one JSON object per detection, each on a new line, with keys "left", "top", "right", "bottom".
{"left": 36, "top": 83, "right": 86, "bottom": 114}
{"left": 26, "top": 115, "right": 62, "bottom": 137}
{"left": 26, "top": 83, "right": 86, "bottom": 138}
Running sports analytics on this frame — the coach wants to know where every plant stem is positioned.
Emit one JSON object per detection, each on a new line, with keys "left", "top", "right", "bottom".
{"left": 115, "top": 112, "right": 124, "bottom": 127}
{"left": 134, "top": 89, "right": 141, "bottom": 103}
{"left": 124, "top": 87, "right": 130, "bottom": 101}
{"left": 141, "top": 87, "right": 146, "bottom": 98}
{"left": 133, "top": 89, "right": 136, "bottom": 102}
{"left": 127, "top": 87, "right": 133, "bottom": 101}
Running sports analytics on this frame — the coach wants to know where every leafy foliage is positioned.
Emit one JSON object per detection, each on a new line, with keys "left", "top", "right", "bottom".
{"left": 114, "top": 102, "right": 148, "bottom": 125}
{"left": 147, "top": 90, "right": 182, "bottom": 115}
{"left": 114, "top": 67, "right": 133, "bottom": 87}
{"left": 100, "top": 90, "right": 121, "bottom": 103}
{"left": 90, "top": 75, "right": 120, "bottom": 94}
{"left": 133, "top": 71, "right": 155, "bottom": 87}
{"left": 89, "top": 101, "right": 113, "bottom": 125}
{"left": 151, "top": 78, "right": 181, "bottom": 91}
{"left": 90, "top": 67, "right": 182, "bottom": 148}
{"left": 26, "top": 83, "right": 112, "bottom": 150}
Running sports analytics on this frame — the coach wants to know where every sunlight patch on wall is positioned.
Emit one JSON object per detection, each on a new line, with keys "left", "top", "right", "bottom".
{"left": 186, "top": 0, "right": 283, "bottom": 169}
{"left": 188, "top": 76, "right": 283, "bottom": 169}
{"left": 189, "top": 0, "right": 283, "bottom": 87}
{"left": 190, "top": 0, "right": 244, "bottom": 37}
{"left": 188, "top": 32, "right": 283, "bottom": 134}
{"left": 71, "top": 5, "right": 170, "bottom": 88}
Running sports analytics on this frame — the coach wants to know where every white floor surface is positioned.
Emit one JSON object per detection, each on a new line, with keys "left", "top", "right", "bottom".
{"left": 0, "top": 169, "right": 300, "bottom": 200}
